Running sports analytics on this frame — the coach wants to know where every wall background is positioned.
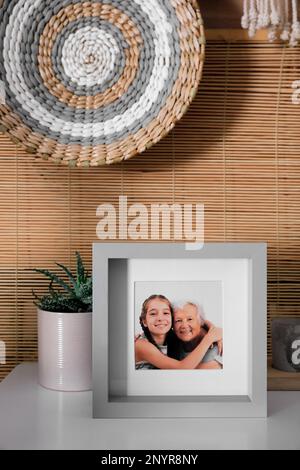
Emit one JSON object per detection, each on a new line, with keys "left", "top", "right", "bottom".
{"left": 1, "top": 38, "right": 300, "bottom": 381}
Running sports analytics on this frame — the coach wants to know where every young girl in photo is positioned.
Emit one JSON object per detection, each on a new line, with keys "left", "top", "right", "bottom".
{"left": 135, "top": 294, "right": 222, "bottom": 370}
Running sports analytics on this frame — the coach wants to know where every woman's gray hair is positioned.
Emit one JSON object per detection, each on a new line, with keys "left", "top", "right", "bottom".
{"left": 172, "top": 300, "right": 205, "bottom": 325}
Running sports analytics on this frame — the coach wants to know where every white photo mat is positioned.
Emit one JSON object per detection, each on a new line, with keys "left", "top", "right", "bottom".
{"left": 127, "top": 258, "right": 250, "bottom": 397}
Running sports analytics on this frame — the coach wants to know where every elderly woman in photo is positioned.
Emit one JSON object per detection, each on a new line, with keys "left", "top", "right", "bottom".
{"left": 135, "top": 294, "right": 222, "bottom": 370}
{"left": 172, "top": 301, "right": 223, "bottom": 369}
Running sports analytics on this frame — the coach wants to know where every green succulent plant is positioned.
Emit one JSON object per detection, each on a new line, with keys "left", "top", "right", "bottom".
{"left": 32, "top": 252, "right": 92, "bottom": 313}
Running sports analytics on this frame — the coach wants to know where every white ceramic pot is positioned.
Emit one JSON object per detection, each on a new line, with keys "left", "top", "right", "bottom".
{"left": 38, "top": 309, "right": 92, "bottom": 391}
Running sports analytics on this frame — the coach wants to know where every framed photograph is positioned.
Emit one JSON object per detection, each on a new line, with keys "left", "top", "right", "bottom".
{"left": 93, "top": 243, "right": 267, "bottom": 418}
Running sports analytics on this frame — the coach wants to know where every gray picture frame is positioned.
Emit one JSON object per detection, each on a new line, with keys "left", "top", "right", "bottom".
{"left": 93, "top": 243, "right": 267, "bottom": 418}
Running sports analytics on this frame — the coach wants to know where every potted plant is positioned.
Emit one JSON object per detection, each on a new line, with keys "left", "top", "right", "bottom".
{"left": 33, "top": 252, "right": 92, "bottom": 391}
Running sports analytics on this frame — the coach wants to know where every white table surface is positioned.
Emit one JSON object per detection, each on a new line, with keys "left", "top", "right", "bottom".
{"left": 0, "top": 363, "right": 300, "bottom": 450}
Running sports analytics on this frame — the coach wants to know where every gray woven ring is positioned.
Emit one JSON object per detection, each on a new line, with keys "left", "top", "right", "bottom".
{"left": 0, "top": 0, "right": 205, "bottom": 166}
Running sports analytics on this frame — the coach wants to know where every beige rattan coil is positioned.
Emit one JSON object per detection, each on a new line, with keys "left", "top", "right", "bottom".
{"left": 0, "top": 0, "right": 205, "bottom": 167}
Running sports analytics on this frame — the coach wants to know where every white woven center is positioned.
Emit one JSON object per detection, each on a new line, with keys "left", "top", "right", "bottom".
{"left": 5, "top": 0, "right": 172, "bottom": 137}
{"left": 61, "top": 26, "right": 119, "bottom": 87}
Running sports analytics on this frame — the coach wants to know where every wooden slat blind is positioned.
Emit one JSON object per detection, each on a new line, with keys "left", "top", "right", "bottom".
{"left": 1, "top": 39, "right": 300, "bottom": 381}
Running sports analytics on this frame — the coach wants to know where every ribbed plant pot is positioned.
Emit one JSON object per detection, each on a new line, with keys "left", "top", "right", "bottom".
{"left": 38, "top": 309, "right": 92, "bottom": 391}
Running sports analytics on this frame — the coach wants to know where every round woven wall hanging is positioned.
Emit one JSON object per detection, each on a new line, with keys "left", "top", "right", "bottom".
{"left": 0, "top": 0, "right": 205, "bottom": 167}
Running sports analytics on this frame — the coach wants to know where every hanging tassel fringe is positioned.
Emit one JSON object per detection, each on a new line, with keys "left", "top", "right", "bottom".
{"left": 242, "top": 0, "right": 300, "bottom": 46}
